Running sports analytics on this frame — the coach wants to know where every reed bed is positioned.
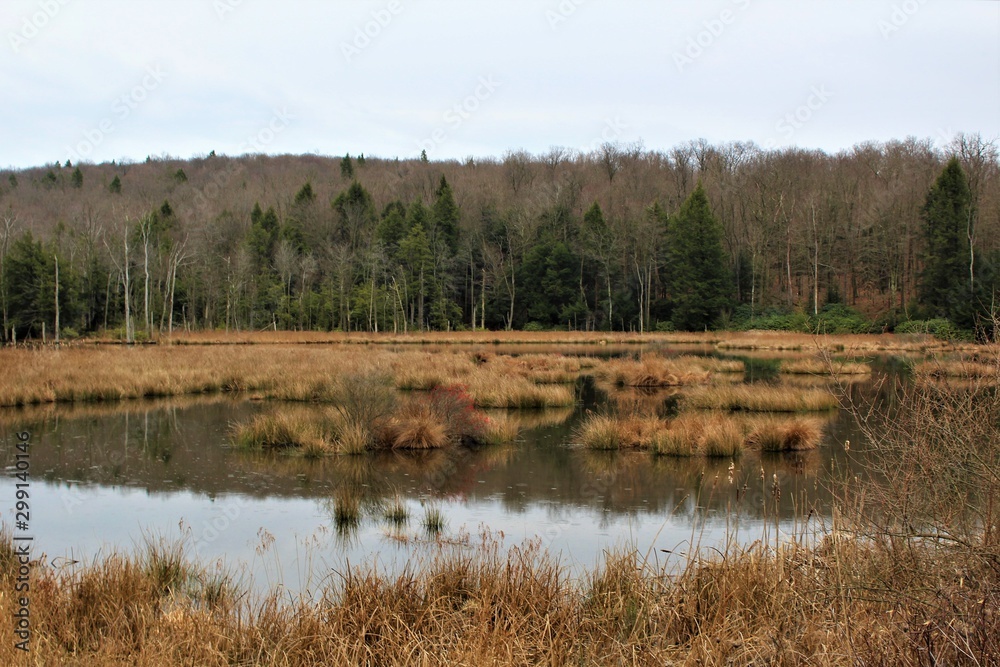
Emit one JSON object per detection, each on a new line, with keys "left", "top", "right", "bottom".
{"left": 577, "top": 405, "right": 831, "bottom": 456}
{"left": 596, "top": 355, "right": 712, "bottom": 387}
{"left": 744, "top": 416, "right": 826, "bottom": 451}
{"left": 495, "top": 353, "right": 584, "bottom": 384}
{"left": 912, "top": 358, "right": 1000, "bottom": 379}
{"left": 4, "top": 527, "right": 992, "bottom": 665}
{"left": 683, "top": 383, "right": 840, "bottom": 412}
{"left": 596, "top": 380, "right": 681, "bottom": 416}
{"left": 392, "top": 351, "right": 476, "bottom": 389}
{"left": 466, "top": 369, "right": 576, "bottom": 408}
{"left": 232, "top": 388, "right": 521, "bottom": 455}
{"left": 779, "top": 358, "right": 872, "bottom": 375}
{"left": 0, "top": 345, "right": 385, "bottom": 407}
{"left": 714, "top": 330, "right": 960, "bottom": 353}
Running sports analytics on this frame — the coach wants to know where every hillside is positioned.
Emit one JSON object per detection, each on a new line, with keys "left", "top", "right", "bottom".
{"left": 0, "top": 136, "right": 997, "bottom": 340}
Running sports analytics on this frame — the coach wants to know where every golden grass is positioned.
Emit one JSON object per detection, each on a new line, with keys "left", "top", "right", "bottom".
{"left": 378, "top": 403, "right": 450, "bottom": 450}
{"left": 4, "top": 528, "right": 992, "bottom": 665}
{"left": 392, "top": 351, "right": 476, "bottom": 389}
{"left": 477, "top": 412, "right": 521, "bottom": 445}
{"left": 231, "top": 411, "right": 328, "bottom": 451}
{"left": 913, "top": 359, "right": 1000, "bottom": 379}
{"left": 576, "top": 413, "right": 665, "bottom": 450}
{"left": 745, "top": 416, "right": 825, "bottom": 451}
{"left": 467, "top": 369, "right": 575, "bottom": 408}
{"left": 596, "top": 355, "right": 712, "bottom": 387}
{"left": 492, "top": 353, "right": 584, "bottom": 384}
{"left": 683, "top": 383, "right": 840, "bottom": 412}
{"left": 780, "top": 357, "right": 872, "bottom": 375}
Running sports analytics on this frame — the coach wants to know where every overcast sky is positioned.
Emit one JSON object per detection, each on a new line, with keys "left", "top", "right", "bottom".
{"left": 3, "top": 0, "right": 998, "bottom": 169}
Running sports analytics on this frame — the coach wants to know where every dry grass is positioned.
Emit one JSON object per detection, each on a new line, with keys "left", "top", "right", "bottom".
{"left": 466, "top": 369, "right": 575, "bottom": 408}
{"left": 477, "top": 412, "right": 521, "bottom": 445}
{"left": 4, "top": 527, "right": 994, "bottom": 666}
{"left": 231, "top": 411, "right": 329, "bottom": 451}
{"left": 745, "top": 417, "right": 825, "bottom": 451}
{"left": 912, "top": 358, "right": 1000, "bottom": 379}
{"left": 576, "top": 413, "right": 667, "bottom": 450}
{"left": 683, "top": 383, "right": 840, "bottom": 412}
{"left": 378, "top": 402, "right": 449, "bottom": 450}
{"left": 780, "top": 358, "right": 872, "bottom": 375}
{"left": 577, "top": 412, "right": 746, "bottom": 457}
{"left": 597, "top": 355, "right": 712, "bottom": 387}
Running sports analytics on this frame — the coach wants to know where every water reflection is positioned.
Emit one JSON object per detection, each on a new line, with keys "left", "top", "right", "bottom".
{"left": 0, "top": 369, "right": 870, "bottom": 593}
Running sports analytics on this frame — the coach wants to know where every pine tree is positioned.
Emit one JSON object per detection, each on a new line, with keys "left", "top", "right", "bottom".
{"left": 432, "top": 175, "right": 460, "bottom": 255}
{"left": 919, "top": 157, "right": 974, "bottom": 325}
{"left": 71, "top": 167, "right": 83, "bottom": 189}
{"left": 340, "top": 154, "right": 355, "bottom": 180}
{"left": 108, "top": 175, "right": 122, "bottom": 194}
{"left": 666, "top": 183, "right": 731, "bottom": 331}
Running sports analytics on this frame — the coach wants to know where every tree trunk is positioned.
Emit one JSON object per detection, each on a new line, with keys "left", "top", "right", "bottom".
{"left": 54, "top": 255, "right": 59, "bottom": 344}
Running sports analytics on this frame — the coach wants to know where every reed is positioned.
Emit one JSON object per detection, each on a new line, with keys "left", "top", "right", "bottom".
{"left": 378, "top": 403, "right": 450, "bottom": 450}
{"left": 576, "top": 413, "right": 666, "bottom": 450}
{"left": 382, "top": 496, "right": 409, "bottom": 526}
{"left": 683, "top": 383, "right": 840, "bottom": 412}
{"left": 467, "top": 371, "right": 575, "bottom": 408}
{"left": 3, "top": 528, "right": 997, "bottom": 665}
{"left": 745, "top": 417, "right": 825, "bottom": 451}
{"left": 421, "top": 505, "right": 446, "bottom": 533}
{"left": 913, "top": 359, "right": 1000, "bottom": 379}
{"left": 697, "top": 415, "right": 745, "bottom": 457}
{"left": 231, "top": 412, "right": 326, "bottom": 450}
{"left": 780, "top": 357, "right": 872, "bottom": 375}
{"left": 477, "top": 412, "right": 521, "bottom": 445}
{"left": 597, "top": 355, "right": 711, "bottom": 387}
{"left": 332, "top": 490, "right": 361, "bottom": 531}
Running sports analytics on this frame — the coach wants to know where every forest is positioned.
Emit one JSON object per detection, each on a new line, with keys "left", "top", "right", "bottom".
{"left": 0, "top": 134, "right": 997, "bottom": 341}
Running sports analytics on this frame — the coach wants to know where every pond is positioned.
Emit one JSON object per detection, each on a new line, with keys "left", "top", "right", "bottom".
{"left": 0, "top": 349, "right": 873, "bottom": 594}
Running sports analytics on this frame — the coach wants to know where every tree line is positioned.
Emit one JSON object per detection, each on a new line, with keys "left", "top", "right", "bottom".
{"left": 0, "top": 134, "right": 997, "bottom": 341}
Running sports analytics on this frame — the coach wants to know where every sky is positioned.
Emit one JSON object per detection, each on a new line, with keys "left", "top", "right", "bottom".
{"left": 2, "top": 0, "right": 999, "bottom": 169}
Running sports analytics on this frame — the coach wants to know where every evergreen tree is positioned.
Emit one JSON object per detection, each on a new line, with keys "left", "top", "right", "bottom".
{"left": 332, "top": 182, "right": 376, "bottom": 247}
{"left": 376, "top": 201, "right": 408, "bottom": 253}
{"left": 71, "top": 167, "right": 83, "bottom": 189}
{"left": 247, "top": 205, "right": 279, "bottom": 268}
{"left": 294, "top": 182, "right": 315, "bottom": 205}
{"left": 919, "top": 157, "right": 974, "bottom": 326}
{"left": 398, "top": 214, "right": 433, "bottom": 329}
{"left": 432, "top": 175, "right": 460, "bottom": 255}
{"left": 173, "top": 168, "right": 188, "bottom": 183}
{"left": 340, "top": 154, "right": 355, "bottom": 180}
{"left": 108, "top": 175, "right": 122, "bottom": 194}
{"left": 666, "top": 183, "right": 731, "bottom": 331}
{"left": 3, "top": 233, "right": 75, "bottom": 338}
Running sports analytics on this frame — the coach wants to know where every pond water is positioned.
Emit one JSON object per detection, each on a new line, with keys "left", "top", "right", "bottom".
{"left": 1, "top": 350, "right": 874, "bottom": 594}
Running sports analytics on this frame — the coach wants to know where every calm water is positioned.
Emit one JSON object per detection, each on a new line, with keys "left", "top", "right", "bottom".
{"left": 1, "top": 355, "right": 871, "bottom": 593}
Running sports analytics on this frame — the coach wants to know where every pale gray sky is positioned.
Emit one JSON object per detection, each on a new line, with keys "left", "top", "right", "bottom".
{"left": 3, "top": 0, "right": 998, "bottom": 168}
